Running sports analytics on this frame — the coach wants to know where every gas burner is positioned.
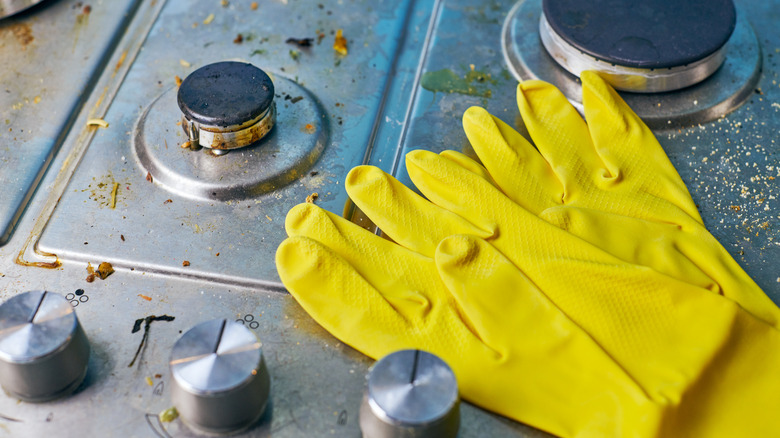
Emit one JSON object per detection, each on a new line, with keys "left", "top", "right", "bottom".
{"left": 540, "top": 0, "right": 735, "bottom": 93}
{"left": 503, "top": 0, "right": 762, "bottom": 127}
{"left": 178, "top": 62, "right": 276, "bottom": 155}
{"left": 135, "top": 65, "right": 327, "bottom": 201}
{"left": 0, "top": 0, "right": 46, "bottom": 19}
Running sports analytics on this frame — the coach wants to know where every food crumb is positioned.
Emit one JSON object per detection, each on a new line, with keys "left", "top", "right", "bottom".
{"left": 306, "top": 192, "right": 319, "bottom": 203}
{"left": 159, "top": 407, "right": 179, "bottom": 423}
{"left": 120, "top": 234, "right": 125, "bottom": 241}
{"left": 220, "top": 0, "right": 228, "bottom": 6}
{"left": 174, "top": 75, "right": 182, "bottom": 86}
{"left": 146, "top": 172, "right": 153, "bottom": 183}
{"left": 182, "top": 260, "right": 190, "bottom": 267}
{"left": 138, "top": 294, "right": 152, "bottom": 301}
{"left": 265, "top": 215, "right": 272, "bottom": 222}
{"left": 86, "top": 274, "right": 95, "bottom": 283}
{"left": 286, "top": 37, "right": 314, "bottom": 47}
{"left": 203, "top": 13, "right": 215, "bottom": 25}
{"left": 302, "top": 123, "right": 316, "bottom": 134}
{"left": 86, "top": 118, "right": 109, "bottom": 128}
{"left": 164, "top": 199, "right": 173, "bottom": 204}
{"left": 250, "top": 1, "right": 258, "bottom": 10}
{"left": 333, "top": 29, "right": 348, "bottom": 55}
{"left": 97, "top": 262, "right": 114, "bottom": 279}
{"left": 233, "top": 34, "right": 243, "bottom": 44}
{"left": 145, "top": 377, "right": 154, "bottom": 386}
{"left": 110, "top": 182, "right": 119, "bottom": 209}
{"left": 180, "top": 59, "right": 191, "bottom": 68}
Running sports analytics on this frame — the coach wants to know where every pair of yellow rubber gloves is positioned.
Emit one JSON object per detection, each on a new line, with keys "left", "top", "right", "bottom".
{"left": 276, "top": 71, "right": 780, "bottom": 437}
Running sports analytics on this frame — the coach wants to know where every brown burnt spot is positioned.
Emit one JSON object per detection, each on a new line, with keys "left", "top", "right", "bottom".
{"left": 5, "top": 23, "right": 34, "bottom": 50}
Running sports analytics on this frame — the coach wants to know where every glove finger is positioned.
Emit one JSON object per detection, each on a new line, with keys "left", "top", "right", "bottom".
{"left": 517, "top": 80, "right": 607, "bottom": 202}
{"left": 345, "top": 165, "right": 489, "bottom": 257}
{"left": 434, "top": 234, "right": 661, "bottom": 436}
{"left": 406, "top": 149, "right": 530, "bottom": 237}
{"left": 276, "top": 236, "right": 413, "bottom": 360}
{"left": 435, "top": 234, "right": 556, "bottom": 349}
{"left": 438, "top": 150, "right": 496, "bottom": 186}
{"left": 580, "top": 71, "right": 703, "bottom": 223}
{"left": 543, "top": 204, "right": 780, "bottom": 329}
{"left": 462, "top": 105, "right": 562, "bottom": 214}
{"left": 284, "top": 203, "right": 447, "bottom": 319}
{"left": 541, "top": 205, "right": 720, "bottom": 291}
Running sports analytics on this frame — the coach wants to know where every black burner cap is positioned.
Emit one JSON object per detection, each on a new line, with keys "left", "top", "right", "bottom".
{"left": 542, "top": 0, "right": 736, "bottom": 69}
{"left": 177, "top": 61, "right": 274, "bottom": 128}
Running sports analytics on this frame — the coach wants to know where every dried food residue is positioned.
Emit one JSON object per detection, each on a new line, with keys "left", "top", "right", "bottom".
{"left": 110, "top": 182, "right": 119, "bottom": 208}
{"left": 85, "top": 174, "right": 130, "bottom": 209}
{"left": 159, "top": 407, "right": 179, "bottom": 423}
{"left": 86, "top": 118, "right": 109, "bottom": 128}
{"left": 76, "top": 6, "right": 90, "bottom": 25}
{"left": 128, "top": 315, "right": 176, "bottom": 367}
{"left": 667, "top": 109, "right": 779, "bottom": 267}
{"left": 138, "top": 294, "right": 152, "bottom": 301}
{"left": 333, "top": 29, "right": 347, "bottom": 55}
{"left": 306, "top": 192, "right": 319, "bottom": 203}
{"left": 286, "top": 37, "right": 313, "bottom": 47}
{"left": 182, "top": 260, "right": 190, "bottom": 267}
{"left": 302, "top": 123, "right": 316, "bottom": 134}
{"left": 420, "top": 66, "right": 496, "bottom": 98}
{"left": 283, "top": 94, "right": 304, "bottom": 104}
{"left": 86, "top": 262, "right": 114, "bottom": 282}
{"left": 4, "top": 23, "right": 34, "bottom": 49}
{"left": 234, "top": 34, "right": 243, "bottom": 44}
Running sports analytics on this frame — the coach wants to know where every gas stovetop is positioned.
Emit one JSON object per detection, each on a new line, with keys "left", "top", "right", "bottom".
{"left": 0, "top": 0, "right": 777, "bottom": 436}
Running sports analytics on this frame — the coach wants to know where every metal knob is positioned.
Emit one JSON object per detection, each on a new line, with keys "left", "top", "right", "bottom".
{"left": 360, "top": 350, "right": 460, "bottom": 438}
{"left": 170, "top": 318, "right": 270, "bottom": 434}
{"left": 177, "top": 61, "right": 276, "bottom": 154}
{"left": 0, "top": 291, "right": 91, "bottom": 402}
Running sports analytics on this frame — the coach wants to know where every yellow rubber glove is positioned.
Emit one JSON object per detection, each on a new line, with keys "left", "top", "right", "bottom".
{"left": 351, "top": 71, "right": 780, "bottom": 330}
{"left": 277, "top": 203, "right": 780, "bottom": 437}
{"left": 467, "top": 71, "right": 779, "bottom": 329}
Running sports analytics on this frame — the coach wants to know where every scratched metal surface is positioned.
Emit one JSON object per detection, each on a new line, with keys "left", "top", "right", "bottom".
{"left": 0, "top": 0, "right": 776, "bottom": 437}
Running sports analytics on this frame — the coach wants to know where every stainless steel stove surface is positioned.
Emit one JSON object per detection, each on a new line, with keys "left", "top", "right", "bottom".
{"left": 0, "top": 0, "right": 777, "bottom": 436}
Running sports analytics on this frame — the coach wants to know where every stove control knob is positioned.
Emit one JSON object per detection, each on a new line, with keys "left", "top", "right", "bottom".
{"left": 177, "top": 61, "right": 276, "bottom": 154}
{"left": 0, "top": 291, "right": 91, "bottom": 402}
{"left": 170, "top": 318, "right": 270, "bottom": 434}
{"left": 360, "top": 350, "right": 460, "bottom": 438}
